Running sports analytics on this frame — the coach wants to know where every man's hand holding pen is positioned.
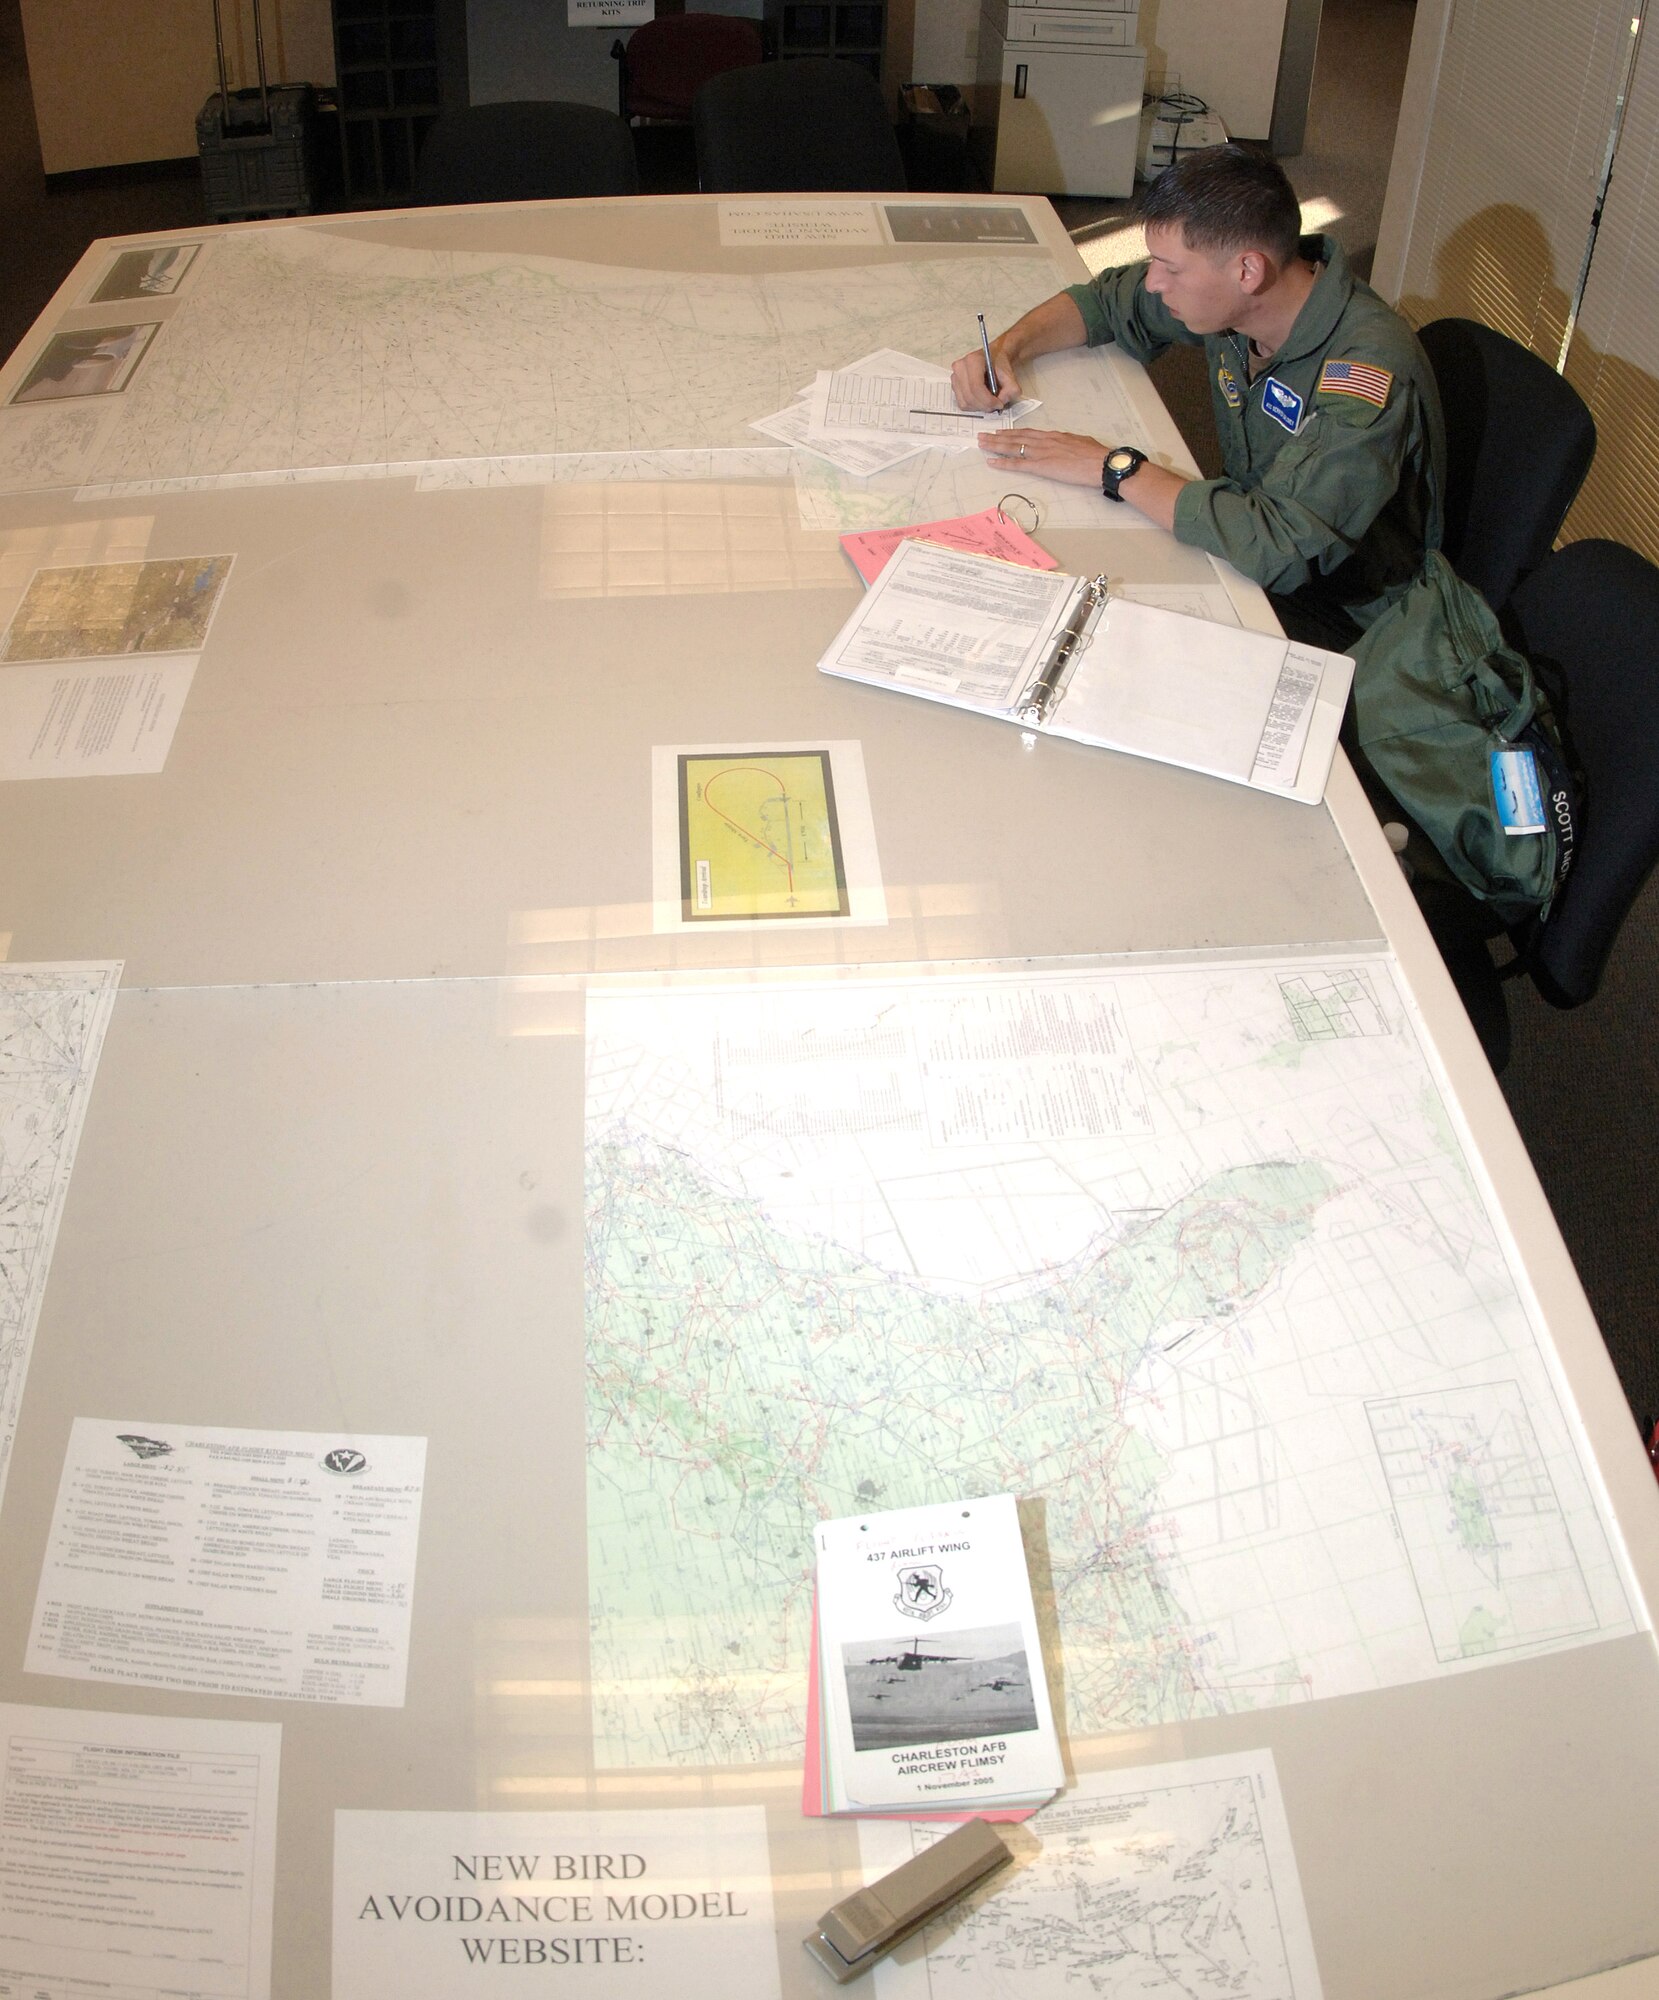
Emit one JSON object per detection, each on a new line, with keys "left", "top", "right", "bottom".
{"left": 950, "top": 337, "right": 1022, "bottom": 412}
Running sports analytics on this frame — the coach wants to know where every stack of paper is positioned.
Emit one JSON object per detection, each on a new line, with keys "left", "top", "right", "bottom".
{"left": 839, "top": 507, "right": 1057, "bottom": 585}
{"left": 808, "top": 1494, "right": 1064, "bottom": 1819}
{"left": 750, "top": 349, "right": 1039, "bottom": 478}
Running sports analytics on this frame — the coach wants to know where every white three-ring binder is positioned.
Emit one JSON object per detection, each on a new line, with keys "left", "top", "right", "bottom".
{"left": 817, "top": 538, "right": 1354, "bottom": 804}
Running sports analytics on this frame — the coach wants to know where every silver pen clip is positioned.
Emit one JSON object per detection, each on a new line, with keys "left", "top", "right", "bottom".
{"left": 1014, "top": 575, "right": 1108, "bottom": 727}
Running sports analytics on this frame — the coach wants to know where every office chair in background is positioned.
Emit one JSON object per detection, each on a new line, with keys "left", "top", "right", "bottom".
{"left": 613, "top": 14, "right": 766, "bottom": 126}
{"left": 1419, "top": 316, "right": 1597, "bottom": 612}
{"left": 694, "top": 57, "right": 907, "bottom": 192}
{"left": 1420, "top": 538, "right": 1659, "bottom": 1070}
{"left": 413, "top": 101, "right": 640, "bottom": 205}
{"left": 1402, "top": 316, "right": 1598, "bottom": 1066}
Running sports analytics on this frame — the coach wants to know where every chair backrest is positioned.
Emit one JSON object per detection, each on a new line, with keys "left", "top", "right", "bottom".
{"left": 617, "top": 14, "right": 765, "bottom": 124}
{"left": 414, "top": 101, "right": 639, "bottom": 206}
{"left": 694, "top": 57, "right": 906, "bottom": 193}
{"left": 1506, "top": 538, "right": 1659, "bottom": 1007}
{"left": 1418, "top": 316, "right": 1595, "bottom": 611}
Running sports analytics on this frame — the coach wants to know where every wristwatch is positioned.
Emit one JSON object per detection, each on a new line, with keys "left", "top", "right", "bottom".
{"left": 1101, "top": 445, "right": 1147, "bottom": 502}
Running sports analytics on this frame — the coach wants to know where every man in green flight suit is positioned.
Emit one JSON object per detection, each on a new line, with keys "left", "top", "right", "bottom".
{"left": 949, "top": 144, "right": 1444, "bottom": 651}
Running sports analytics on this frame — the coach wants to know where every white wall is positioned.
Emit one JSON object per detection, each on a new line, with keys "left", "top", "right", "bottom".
{"left": 20, "top": 0, "right": 334, "bottom": 175}
{"left": 1138, "top": 0, "right": 1287, "bottom": 141}
{"left": 911, "top": 0, "right": 980, "bottom": 86}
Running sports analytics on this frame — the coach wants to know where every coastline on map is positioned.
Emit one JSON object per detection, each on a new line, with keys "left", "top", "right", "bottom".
{"left": 842, "top": 1623, "right": 1038, "bottom": 1752}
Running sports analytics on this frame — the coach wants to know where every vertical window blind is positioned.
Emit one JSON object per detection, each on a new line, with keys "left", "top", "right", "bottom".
{"left": 1394, "top": 0, "right": 1632, "bottom": 365}
{"left": 1561, "top": 20, "right": 1659, "bottom": 552}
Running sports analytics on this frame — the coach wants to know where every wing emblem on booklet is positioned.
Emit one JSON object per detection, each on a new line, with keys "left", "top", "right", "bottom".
{"left": 894, "top": 1564, "right": 953, "bottom": 1621}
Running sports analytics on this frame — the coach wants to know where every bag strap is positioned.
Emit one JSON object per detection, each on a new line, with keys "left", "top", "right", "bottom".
{"left": 1435, "top": 555, "right": 1538, "bottom": 741}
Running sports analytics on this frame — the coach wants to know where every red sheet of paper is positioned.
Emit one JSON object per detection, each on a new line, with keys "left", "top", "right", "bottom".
{"left": 839, "top": 509, "right": 1058, "bottom": 587}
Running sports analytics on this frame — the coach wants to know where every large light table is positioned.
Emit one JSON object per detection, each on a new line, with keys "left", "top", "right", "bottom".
{"left": 0, "top": 193, "right": 1654, "bottom": 1999}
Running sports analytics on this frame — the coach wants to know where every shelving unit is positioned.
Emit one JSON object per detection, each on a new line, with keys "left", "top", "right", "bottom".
{"left": 332, "top": 0, "right": 443, "bottom": 204}
{"left": 763, "top": 0, "right": 886, "bottom": 81}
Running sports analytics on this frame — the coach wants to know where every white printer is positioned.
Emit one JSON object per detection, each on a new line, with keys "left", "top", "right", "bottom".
{"left": 973, "top": 0, "right": 1146, "bottom": 198}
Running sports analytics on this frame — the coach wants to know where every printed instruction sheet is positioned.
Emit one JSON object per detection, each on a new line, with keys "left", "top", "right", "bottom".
{"left": 0, "top": 1701, "right": 280, "bottom": 2000}
{"left": 0, "top": 654, "right": 198, "bottom": 776}
{"left": 0, "top": 550, "right": 233, "bottom": 777}
{"left": 334, "top": 1805, "right": 780, "bottom": 1996}
{"left": 860, "top": 1751, "right": 1322, "bottom": 1998}
{"left": 27, "top": 1420, "right": 427, "bottom": 1705}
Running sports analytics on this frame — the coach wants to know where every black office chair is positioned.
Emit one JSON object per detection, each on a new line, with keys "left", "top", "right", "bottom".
{"left": 693, "top": 57, "right": 907, "bottom": 193}
{"left": 413, "top": 102, "right": 640, "bottom": 206}
{"left": 1419, "top": 538, "right": 1659, "bottom": 1069}
{"left": 1419, "top": 316, "right": 1596, "bottom": 612}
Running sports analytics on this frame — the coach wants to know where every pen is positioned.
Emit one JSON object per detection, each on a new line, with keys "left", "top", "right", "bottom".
{"left": 978, "top": 312, "right": 1001, "bottom": 397}
{"left": 909, "top": 407, "right": 996, "bottom": 419}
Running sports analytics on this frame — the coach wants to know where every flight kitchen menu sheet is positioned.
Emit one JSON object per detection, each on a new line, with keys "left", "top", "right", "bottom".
{"left": 26, "top": 1419, "right": 427, "bottom": 1706}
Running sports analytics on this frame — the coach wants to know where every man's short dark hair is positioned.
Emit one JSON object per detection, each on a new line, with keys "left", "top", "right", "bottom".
{"left": 1136, "top": 144, "right": 1303, "bottom": 266}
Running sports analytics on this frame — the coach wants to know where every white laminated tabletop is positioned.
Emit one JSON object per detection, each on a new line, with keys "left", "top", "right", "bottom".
{"left": 0, "top": 193, "right": 1655, "bottom": 1999}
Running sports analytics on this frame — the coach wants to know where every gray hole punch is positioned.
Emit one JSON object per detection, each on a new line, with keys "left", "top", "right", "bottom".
{"left": 804, "top": 1818, "right": 1014, "bottom": 1984}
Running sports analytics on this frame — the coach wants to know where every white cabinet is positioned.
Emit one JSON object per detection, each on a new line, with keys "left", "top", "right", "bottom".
{"left": 973, "top": 0, "right": 1146, "bottom": 196}
{"left": 1003, "top": 9, "right": 1135, "bottom": 43}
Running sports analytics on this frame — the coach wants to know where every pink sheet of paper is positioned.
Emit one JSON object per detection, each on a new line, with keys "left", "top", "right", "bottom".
{"left": 839, "top": 509, "right": 1058, "bottom": 587}
{"left": 801, "top": 1595, "right": 1034, "bottom": 1823}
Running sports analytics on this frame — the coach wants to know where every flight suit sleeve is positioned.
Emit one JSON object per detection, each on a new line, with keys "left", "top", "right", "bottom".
{"left": 1170, "top": 375, "right": 1426, "bottom": 594}
{"left": 1062, "top": 262, "right": 1199, "bottom": 365}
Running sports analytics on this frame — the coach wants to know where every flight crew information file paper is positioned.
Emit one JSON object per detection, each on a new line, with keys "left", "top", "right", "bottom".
{"left": 0, "top": 1702, "right": 280, "bottom": 2000}
{"left": 26, "top": 1419, "right": 427, "bottom": 1706}
{"left": 817, "top": 538, "right": 1353, "bottom": 803}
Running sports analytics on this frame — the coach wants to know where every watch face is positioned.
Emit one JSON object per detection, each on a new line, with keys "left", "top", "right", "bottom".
{"left": 1107, "top": 448, "right": 1138, "bottom": 474}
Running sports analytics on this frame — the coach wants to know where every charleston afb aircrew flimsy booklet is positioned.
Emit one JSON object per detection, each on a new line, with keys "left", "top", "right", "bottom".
{"left": 817, "top": 538, "right": 1355, "bottom": 804}
{"left": 813, "top": 1494, "right": 1063, "bottom": 1816}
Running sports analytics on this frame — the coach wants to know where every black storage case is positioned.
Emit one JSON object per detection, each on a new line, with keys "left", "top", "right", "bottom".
{"left": 197, "top": 83, "right": 321, "bottom": 221}
{"left": 197, "top": 0, "right": 321, "bottom": 221}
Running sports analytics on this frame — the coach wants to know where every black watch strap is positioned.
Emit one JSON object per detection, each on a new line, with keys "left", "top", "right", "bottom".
{"left": 1101, "top": 445, "right": 1147, "bottom": 502}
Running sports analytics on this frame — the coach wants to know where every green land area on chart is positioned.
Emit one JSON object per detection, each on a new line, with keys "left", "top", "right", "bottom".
{"left": 582, "top": 962, "right": 1637, "bottom": 1768}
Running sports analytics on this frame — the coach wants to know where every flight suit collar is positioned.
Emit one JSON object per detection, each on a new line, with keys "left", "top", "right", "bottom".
{"left": 1243, "top": 234, "right": 1352, "bottom": 369}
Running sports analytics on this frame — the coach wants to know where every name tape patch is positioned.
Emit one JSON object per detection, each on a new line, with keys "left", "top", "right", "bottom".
{"left": 1261, "top": 376, "right": 1305, "bottom": 433}
{"left": 1491, "top": 747, "right": 1547, "bottom": 835}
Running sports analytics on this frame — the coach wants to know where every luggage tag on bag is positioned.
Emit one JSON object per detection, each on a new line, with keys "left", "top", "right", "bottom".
{"left": 1489, "top": 744, "right": 1547, "bottom": 835}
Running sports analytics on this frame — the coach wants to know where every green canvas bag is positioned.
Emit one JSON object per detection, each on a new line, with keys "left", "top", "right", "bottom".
{"left": 1348, "top": 552, "right": 1577, "bottom": 926}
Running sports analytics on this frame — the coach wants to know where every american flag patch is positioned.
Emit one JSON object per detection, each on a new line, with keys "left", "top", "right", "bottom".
{"left": 1319, "top": 358, "right": 1392, "bottom": 406}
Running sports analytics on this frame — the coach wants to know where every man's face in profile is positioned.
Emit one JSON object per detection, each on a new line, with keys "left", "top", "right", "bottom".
{"left": 1141, "top": 223, "right": 1249, "bottom": 336}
